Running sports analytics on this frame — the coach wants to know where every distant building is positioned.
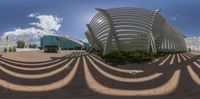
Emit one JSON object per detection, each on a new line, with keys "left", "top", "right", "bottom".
{"left": 185, "top": 36, "right": 200, "bottom": 52}
{"left": 85, "top": 7, "right": 187, "bottom": 55}
{"left": 41, "top": 35, "right": 88, "bottom": 52}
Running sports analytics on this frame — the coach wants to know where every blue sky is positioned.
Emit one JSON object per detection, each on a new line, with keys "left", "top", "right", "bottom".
{"left": 0, "top": 0, "right": 199, "bottom": 41}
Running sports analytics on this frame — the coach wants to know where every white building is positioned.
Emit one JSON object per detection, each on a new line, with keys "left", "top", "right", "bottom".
{"left": 85, "top": 7, "right": 187, "bottom": 55}
{"left": 185, "top": 36, "right": 200, "bottom": 52}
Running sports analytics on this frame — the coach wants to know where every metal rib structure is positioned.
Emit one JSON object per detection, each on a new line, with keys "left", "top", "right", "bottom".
{"left": 85, "top": 7, "right": 187, "bottom": 55}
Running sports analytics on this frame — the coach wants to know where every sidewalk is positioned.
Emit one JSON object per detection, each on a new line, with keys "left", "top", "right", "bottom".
{"left": 190, "top": 51, "right": 200, "bottom": 55}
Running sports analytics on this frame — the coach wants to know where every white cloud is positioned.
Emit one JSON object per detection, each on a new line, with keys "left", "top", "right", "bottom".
{"left": 170, "top": 14, "right": 180, "bottom": 21}
{"left": 170, "top": 14, "right": 186, "bottom": 22}
{"left": 30, "top": 14, "right": 63, "bottom": 33}
{"left": 2, "top": 13, "right": 63, "bottom": 45}
{"left": 28, "top": 13, "right": 39, "bottom": 17}
{"left": 170, "top": 16, "right": 177, "bottom": 21}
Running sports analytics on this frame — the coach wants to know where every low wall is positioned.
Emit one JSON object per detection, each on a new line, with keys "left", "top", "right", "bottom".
{"left": 16, "top": 48, "right": 39, "bottom": 52}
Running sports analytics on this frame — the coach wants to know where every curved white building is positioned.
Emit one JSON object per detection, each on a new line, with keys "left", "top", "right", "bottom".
{"left": 85, "top": 7, "right": 187, "bottom": 55}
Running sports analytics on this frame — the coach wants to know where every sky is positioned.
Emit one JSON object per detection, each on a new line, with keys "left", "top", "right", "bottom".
{"left": 0, "top": 0, "right": 199, "bottom": 43}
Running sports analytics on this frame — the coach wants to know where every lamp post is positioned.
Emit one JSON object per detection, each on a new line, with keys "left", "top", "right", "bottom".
{"left": 6, "top": 35, "right": 9, "bottom": 52}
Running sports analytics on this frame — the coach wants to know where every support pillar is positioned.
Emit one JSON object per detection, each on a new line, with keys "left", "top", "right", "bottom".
{"left": 95, "top": 8, "right": 121, "bottom": 55}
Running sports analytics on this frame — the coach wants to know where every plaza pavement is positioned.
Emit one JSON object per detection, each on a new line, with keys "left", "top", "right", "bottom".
{"left": 0, "top": 50, "right": 200, "bottom": 99}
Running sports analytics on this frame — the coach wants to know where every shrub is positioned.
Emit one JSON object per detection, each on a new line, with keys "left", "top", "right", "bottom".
{"left": 29, "top": 44, "right": 37, "bottom": 48}
{"left": 13, "top": 47, "right": 16, "bottom": 52}
{"left": 16, "top": 40, "right": 25, "bottom": 48}
{"left": 103, "top": 51, "right": 169, "bottom": 65}
{"left": 89, "top": 49, "right": 171, "bottom": 65}
{"left": 89, "top": 48, "right": 103, "bottom": 57}
{"left": 4, "top": 48, "right": 7, "bottom": 52}
{"left": 9, "top": 48, "right": 12, "bottom": 52}
{"left": 3, "top": 47, "right": 17, "bottom": 52}
{"left": 103, "top": 51, "right": 126, "bottom": 65}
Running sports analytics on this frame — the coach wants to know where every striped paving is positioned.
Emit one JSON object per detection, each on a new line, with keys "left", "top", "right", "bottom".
{"left": 158, "top": 54, "right": 171, "bottom": 66}
{"left": 84, "top": 56, "right": 180, "bottom": 96}
{"left": 87, "top": 56, "right": 163, "bottom": 83}
{"left": 0, "top": 51, "right": 200, "bottom": 98}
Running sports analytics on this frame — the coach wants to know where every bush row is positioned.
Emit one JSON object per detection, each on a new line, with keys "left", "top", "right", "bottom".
{"left": 4, "top": 47, "right": 16, "bottom": 52}
{"left": 89, "top": 49, "right": 171, "bottom": 65}
{"left": 103, "top": 51, "right": 166, "bottom": 65}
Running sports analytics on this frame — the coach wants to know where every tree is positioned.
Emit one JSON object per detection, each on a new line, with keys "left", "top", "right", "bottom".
{"left": 29, "top": 44, "right": 37, "bottom": 48}
{"left": 16, "top": 40, "right": 25, "bottom": 48}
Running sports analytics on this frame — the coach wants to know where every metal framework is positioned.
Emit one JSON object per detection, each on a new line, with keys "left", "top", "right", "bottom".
{"left": 85, "top": 7, "right": 187, "bottom": 55}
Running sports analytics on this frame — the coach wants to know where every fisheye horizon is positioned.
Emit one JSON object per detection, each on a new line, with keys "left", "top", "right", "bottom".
{"left": 0, "top": 0, "right": 200, "bottom": 99}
